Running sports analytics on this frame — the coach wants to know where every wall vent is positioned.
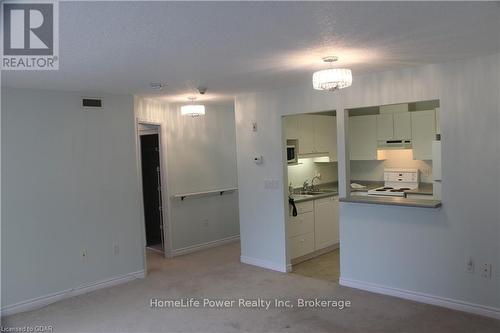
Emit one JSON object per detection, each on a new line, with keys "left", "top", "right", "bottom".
{"left": 82, "top": 97, "right": 103, "bottom": 109}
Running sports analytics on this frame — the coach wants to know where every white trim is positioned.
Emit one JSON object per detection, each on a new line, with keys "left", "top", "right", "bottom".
{"left": 339, "top": 277, "right": 500, "bottom": 320}
{"left": 1, "top": 270, "right": 145, "bottom": 317}
{"left": 171, "top": 235, "right": 240, "bottom": 257}
{"left": 134, "top": 117, "right": 149, "bottom": 273}
{"left": 139, "top": 129, "right": 159, "bottom": 136}
{"left": 240, "top": 255, "right": 289, "bottom": 273}
{"left": 136, "top": 117, "right": 173, "bottom": 260}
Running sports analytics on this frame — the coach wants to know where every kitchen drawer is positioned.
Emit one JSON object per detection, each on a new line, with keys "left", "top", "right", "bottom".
{"left": 295, "top": 201, "right": 313, "bottom": 214}
{"left": 406, "top": 193, "right": 434, "bottom": 200}
{"left": 350, "top": 191, "right": 368, "bottom": 197}
{"left": 313, "top": 195, "right": 337, "bottom": 205}
{"left": 289, "top": 211, "right": 314, "bottom": 237}
{"left": 289, "top": 232, "right": 314, "bottom": 259}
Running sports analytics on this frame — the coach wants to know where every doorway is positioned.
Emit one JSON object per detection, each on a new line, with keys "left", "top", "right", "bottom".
{"left": 282, "top": 111, "right": 340, "bottom": 283}
{"left": 139, "top": 125, "right": 165, "bottom": 254}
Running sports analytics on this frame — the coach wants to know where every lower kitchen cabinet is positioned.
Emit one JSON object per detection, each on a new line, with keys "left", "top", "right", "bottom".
{"left": 289, "top": 211, "right": 314, "bottom": 237}
{"left": 289, "top": 232, "right": 315, "bottom": 259}
{"left": 289, "top": 196, "right": 339, "bottom": 260}
{"left": 314, "top": 196, "right": 339, "bottom": 250}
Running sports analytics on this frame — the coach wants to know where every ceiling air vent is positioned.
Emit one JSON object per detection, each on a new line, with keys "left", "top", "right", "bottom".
{"left": 82, "top": 97, "right": 103, "bottom": 109}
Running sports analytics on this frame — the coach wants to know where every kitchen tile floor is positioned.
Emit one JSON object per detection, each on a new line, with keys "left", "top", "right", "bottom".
{"left": 291, "top": 248, "right": 340, "bottom": 282}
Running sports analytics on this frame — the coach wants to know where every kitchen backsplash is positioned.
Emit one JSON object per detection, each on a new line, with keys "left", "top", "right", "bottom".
{"left": 350, "top": 149, "right": 433, "bottom": 183}
{"left": 287, "top": 158, "right": 338, "bottom": 188}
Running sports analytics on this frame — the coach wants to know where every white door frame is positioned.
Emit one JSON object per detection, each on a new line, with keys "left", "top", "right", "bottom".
{"left": 135, "top": 119, "right": 173, "bottom": 275}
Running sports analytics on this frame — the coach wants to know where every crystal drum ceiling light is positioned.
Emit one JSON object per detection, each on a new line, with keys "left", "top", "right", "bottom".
{"left": 312, "top": 56, "right": 352, "bottom": 91}
{"left": 181, "top": 97, "right": 205, "bottom": 117}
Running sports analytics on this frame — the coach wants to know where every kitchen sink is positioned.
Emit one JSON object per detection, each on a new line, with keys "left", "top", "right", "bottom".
{"left": 298, "top": 191, "right": 331, "bottom": 196}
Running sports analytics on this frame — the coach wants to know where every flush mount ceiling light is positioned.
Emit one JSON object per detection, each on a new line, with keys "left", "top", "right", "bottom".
{"left": 181, "top": 97, "right": 205, "bottom": 117}
{"left": 312, "top": 56, "right": 352, "bottom": 91}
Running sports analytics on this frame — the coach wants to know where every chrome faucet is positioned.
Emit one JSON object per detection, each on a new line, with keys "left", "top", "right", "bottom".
{"left": 311, "top": 175, "right": 321, "bottom": 192}
{"left": 302, "top": 180, "right": 310, "bottom": 191}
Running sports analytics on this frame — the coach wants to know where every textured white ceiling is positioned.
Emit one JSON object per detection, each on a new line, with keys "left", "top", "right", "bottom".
{"left": 2, "top": 1, "right": 499, "bottom": 104}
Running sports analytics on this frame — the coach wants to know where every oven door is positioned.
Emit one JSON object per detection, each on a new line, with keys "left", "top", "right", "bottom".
{"left": 287, "top": 146, "right": 297, "bottom": 164}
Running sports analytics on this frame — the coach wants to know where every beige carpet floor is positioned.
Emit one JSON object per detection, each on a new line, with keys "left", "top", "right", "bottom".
{"left": 292, "top": 249, "right": 340, "bottom": 282}
{"left": 3, "top": 242, "right": 500, "bottom": 333}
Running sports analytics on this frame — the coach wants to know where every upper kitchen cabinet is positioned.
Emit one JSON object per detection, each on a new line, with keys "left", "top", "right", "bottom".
{"left": 283, "top": 114, "right": 336, "bottom": 158}
{"left": 297, "top": 114, "right": 315, "bottom": 154}
{"left": 393, "top": 112, "right": 412, "bottom": 140}
{"left": 435, "top": 107, "right": 441, "bottom": 135}
{"left": 376, "top": 112, "right": 412, "bottom": 141}
{"left": 350, "top": 115, "right": 377, "bottom": 160}
{"left": 313, "top": 115, "right": 337, "bottom": 160}
{"left": 376, "top": 114, "right": 394, "bottom": 140}
{"left": 411, "top": 109, "right": 436, "bottom": 160}
{"left": 284, "top": 115, "right": 299, "bottom": 140}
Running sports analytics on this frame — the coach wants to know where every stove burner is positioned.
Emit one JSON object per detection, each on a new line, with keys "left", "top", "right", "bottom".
{"left": 390, "top": 187, "right": 411, "bottom": 192}
{"left": 375, "top": 187, "right": 394, "bottom": 191}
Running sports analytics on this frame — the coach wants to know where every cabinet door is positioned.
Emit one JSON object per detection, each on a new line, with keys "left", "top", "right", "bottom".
{"left": 435, "top": 107, "right": 441, "bottom": 135}
{"left": 314, "top": 196, "right": 339, "bottom": 250}
{"left": 283, "top": 115, "right": 299, "bottom": 140}
{"left": 394, "top": 112, "right": 412, "bottom": 140}
{"left": 376, "top": 114, "right": 394, "bottom": 140}
{"left": 329, "top": 116, "right": 338, "bottom": 161}
{"left": 289, "top": 211, "right": 314, "bottom": 238}
{"left": 349, "top": 115, "right": 377, "bottom": 160}
{"left": 411, "top": 110, "right": 436, "bottom": 160}
{"left": 313, "top": 115, "right": 336, "bottom": 157}
{"left": 289, "top": 233, "right": 315, "bottom": 259}
{"left": 295, "top": 200, "right": 313, "bottom": 214}
{"left": 297, "top": 115, "right": 314, "bottom": 154}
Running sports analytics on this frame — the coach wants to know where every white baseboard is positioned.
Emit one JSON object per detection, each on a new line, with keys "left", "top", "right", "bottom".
{"left": 339, "top": 277, "right": 500, "bottom": 320}
{"left": 1, "top": 270, "right": 145, "bottom": 317}
{"left": 240, "top": 256, "right": 288, "bottom": 273}
{"left": 170, "top": 235, "right": 240, "bottom": 257}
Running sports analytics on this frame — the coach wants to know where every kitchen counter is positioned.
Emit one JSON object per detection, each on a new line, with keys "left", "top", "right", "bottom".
{"left": 291, "top": 190, "right": 338, "bottom": 203}
{"left": 349, "top": 180, "right": 383, "bottom": 192}
{"left": 289, "top": 182, "right": 338, "bottom": 203}
{"left": 290, "top": 181, "right": 435, "bottom": 204}
{"left": 292, "top": 187, "right": 339, "bottom": 203}
{"left": 404, "top": 182, "right": 433, "bottom": 195}
{"left": 340, "top": 195, "right": 441, "bottom": 208}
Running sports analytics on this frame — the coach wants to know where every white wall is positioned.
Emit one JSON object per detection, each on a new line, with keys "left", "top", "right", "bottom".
{"left": 1, "top": 88, "right": 144, "bottom": 309}
{"left": 287, "top": 158, "right": 338, "bottom": 189}
{"left": 351, "top": 149, "right": 433, "bottom": 183}
{"left": 234, "top": 53, "right": 500, "bottom": 313}
{"left": 135, "top": 98, "right": 239, "bottom": 253}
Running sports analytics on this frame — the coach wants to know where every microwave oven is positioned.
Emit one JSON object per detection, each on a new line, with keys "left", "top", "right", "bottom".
{"left": 287, "top": 145, "right": 297, "bottom": 164}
